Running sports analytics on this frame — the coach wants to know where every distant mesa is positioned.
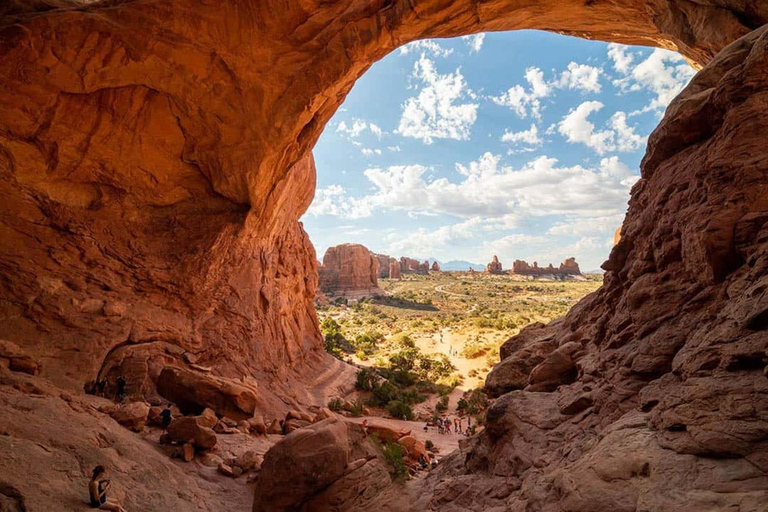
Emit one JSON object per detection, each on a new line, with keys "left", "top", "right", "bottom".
{"left": 388, "top": 258, "right": 402, "bottom": 279}
{"left": 399, "top": 257, "right": 430, "bottom": 275}
{"left": 486, "top": 255, "right": 503, "bottom": 274}
{"left": 512, "top": 257, "right": 581, "bottom": 276}
{"left": 317, "top": 243, "right": 383, "bottom": 299}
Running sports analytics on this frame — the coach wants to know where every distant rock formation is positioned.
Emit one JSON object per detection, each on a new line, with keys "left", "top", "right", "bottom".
{"left": 388, "top": 258, "right": 401, "bottom": 280}
{"left": 486, "top": 255, "right": 503, "bottom": 274}
{"left": 373, "top": 253, "right": 391, "bottom": 278}
{"left": 318, "top": 244, "right": 382, "bottom": 298}
{"left": 431, "top": 261, "right": 441, "bottom": 272}
{"left": 399, "top": 257, "right": 429, "bottom": 275}
{"left": 513, "top": 257, "right": 581, "bottom": 276}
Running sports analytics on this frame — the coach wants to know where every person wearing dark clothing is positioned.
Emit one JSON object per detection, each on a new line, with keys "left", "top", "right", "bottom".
{"left": 115, "top": 376, "right": 126, "bottom": 402}
{"left": 160, "top": 405, "right": 173, "bottom": 431}
{"left": 89, "top": 465, "right": 126, "bottom": 511}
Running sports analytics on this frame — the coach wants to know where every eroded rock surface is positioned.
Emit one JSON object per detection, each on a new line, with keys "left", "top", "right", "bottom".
{"left": 318, "top": 243, "right": 383, "bottom": 298}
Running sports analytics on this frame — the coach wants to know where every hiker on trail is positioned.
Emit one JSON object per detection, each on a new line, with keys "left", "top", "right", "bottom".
{"left": 458, "top": 418, "right": 463, "bottom": 433}
{"left": 115, "top": 376, "right": 126, "bottom": 402}
{"left": 362, "top": 419, "right": 368, "bottom": 436}
{"left": 89, "top": 465, "right": 127, "bottom": 511}
{"left": 160, "top": 404, "right": 173, "bottom": 432}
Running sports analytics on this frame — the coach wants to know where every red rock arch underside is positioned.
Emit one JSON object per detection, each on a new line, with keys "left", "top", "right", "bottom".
{"left": 1, "top": 1, "right": 767, "bottom": 510}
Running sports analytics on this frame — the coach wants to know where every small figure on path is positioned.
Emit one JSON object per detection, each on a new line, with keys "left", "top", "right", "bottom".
{"left": 160, "top": 404, "right": 173, "bottom": 432}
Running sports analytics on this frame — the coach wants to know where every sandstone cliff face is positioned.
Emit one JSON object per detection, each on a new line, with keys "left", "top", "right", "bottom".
{"left": 388, "top": 258, "right": 402, "bottom": 280}
{"left": 408, "top": 26, "right": 768, "bottom": 511}
{"left": 374, "top": 253, "right": 392, "bottom": 278}
{"left": 318, "top": 244, "right": 382, "bottom": 298}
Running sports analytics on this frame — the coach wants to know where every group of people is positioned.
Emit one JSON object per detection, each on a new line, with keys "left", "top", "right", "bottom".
{"left": 89, "top": 375, "right": 127, "bottom": 402}
{"left": 429, "top": 416, "right": 473, "bottom": 436}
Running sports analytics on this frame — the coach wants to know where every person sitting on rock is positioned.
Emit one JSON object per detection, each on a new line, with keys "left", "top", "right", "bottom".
{"left": 89, "top": 465, "right": 127, "bottom": 511}
{"left": 160, "top": 404, "right": 173, "bottom": 432}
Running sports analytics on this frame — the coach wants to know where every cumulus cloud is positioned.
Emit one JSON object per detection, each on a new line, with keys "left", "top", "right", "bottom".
{"left": 307, "top": 185, "right": 373, "bottom": 219}
{"left": 491, "top": 63, "right": 603, "bottom": 119}
{"left": 361, "top": 148, "right": 382, "bottom": 156}
{"left": 397, "top": 55, "right": 478, "bottom": 144}
{"left": 557, "top": 101, "right": 645, "bottom": 155}
{"left": 610, "top": 47, "right": 695, "bottom": 113}
{"left": 462, "top": 33, "right": 486, "bottom": 53}
{"left": 607, "top": 43, "right": 634, "bottom": 73}
{"left": 501, "top": 124, "right": 542, "bottom": 148}
{"left": 309, "top": 152, "right": 637, "bottom": 222}
{"left": 399, "top": 39, "right": 454, "bottom": 58}
{"left": 337, "top": 119, "right": 385, "bottom": 139}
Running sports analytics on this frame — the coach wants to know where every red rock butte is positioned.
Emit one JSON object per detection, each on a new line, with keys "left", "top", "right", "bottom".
{"left": 0, "top": 1, "right": 767, "bottom": 510}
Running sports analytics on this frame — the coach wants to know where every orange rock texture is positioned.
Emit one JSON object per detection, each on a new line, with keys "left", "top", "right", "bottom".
{"left": 318, "top": 243, "right": 382, "bottom": 298}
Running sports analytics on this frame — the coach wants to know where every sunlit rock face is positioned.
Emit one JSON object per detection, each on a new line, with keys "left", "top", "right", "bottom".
{"left": 318, "top": 244, "right": 382, "bottom": 298}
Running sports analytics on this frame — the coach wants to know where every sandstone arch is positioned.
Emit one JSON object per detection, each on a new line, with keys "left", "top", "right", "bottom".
{"left": 1, "top": 3, "right": 768, "bottom": 508}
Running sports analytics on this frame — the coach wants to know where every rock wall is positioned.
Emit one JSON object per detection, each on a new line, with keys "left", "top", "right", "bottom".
{"left": 408, "top": 26, "right": 768, "bottom": 511}
{"left": 374, "top": 253, "right": 392, "bottom": 278}
{"left": 512, "top": 257, "right": 582, "bottom": 276}
{"left": 389, "top": 258, "right": 402, "bottom": 280}
{"left": 318, "top": 244, "right": 382, "bottom": 298}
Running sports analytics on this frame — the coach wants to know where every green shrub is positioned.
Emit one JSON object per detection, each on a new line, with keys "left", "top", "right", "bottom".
{"left": 369, "top": 381, "right": 399, "bottom": 407}
{"left": 372, "top": 437, "right": 409, "bottom": 481}
{"left": 425, "top": 439, "right": 434, "bottom": 452}
{"left": 386, "top": 400, "right": 414, "bottom": 420}
{"left": 327, "top": 397, "right": 344, "bottom": 412}
{"left": 348, "top": 399, "right": 365, "bottom": 416}
{"left": 355, "top": 367, "right": 379, "bottom": 391}
{"left": 435, "top": 395, "right": 449, "bottom": 413}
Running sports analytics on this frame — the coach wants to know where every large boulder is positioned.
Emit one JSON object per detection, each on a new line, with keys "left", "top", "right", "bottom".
{"left": 110, "top": 401, "right": 150, "bottom": 432}
{"left": 0, "top": 340, "right": 41, "bottom": 376}
{"left": 253, "top": 418, "right": 384, "bottom": 512}
{"left": 485, "top": 339, "right": 556, "bottom": 398}
{"left": 156, "top": 367, "right": 257, "bottom": 421}
{"left": 166, "top": 417, "right": 217, "bottom": 450}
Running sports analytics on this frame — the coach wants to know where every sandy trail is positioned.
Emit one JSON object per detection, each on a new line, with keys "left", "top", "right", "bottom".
{"left": 346, "top": 416, "right": 468, "bottom": 459}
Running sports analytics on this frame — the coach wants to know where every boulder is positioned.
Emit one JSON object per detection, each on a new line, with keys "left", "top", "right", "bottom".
{"left": 267, "top": 419, "right": 282, "bottom": 435}
{"left": 397, "top": 435, "right": 428, "bottom": 462}
{"left": 0, "top": 340, "right": 41, "bottom": 376}
{"left": 197, "top": 408, "right": 218, "bottom": 429}
{"left": 253, "top": 418, "right": 384, "bottom": 512}
{"left": 365, "top": 422, "right": 410, "bottom": 443}
{"left": 166, "top": 417, "right": 217, "bottom": 450}
{"left": 156, "top": 366, "right": 257, "bottom": 421}
{"left": 234, "top": 450, "right": 263, "bottom": 471}
{"left": 248, "top": 415, "right": 267, "bottom": 435}
{"left": 485, "top": 339, "right": 556, "bottom": 398}
{"left": 110, "top": 402, "right": 150, "bottom": 432}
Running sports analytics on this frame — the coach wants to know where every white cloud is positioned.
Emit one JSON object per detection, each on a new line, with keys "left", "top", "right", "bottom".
{"left": 387, "top": 145, "right": 401, "bottom": 152}
{"left": 491, "top": 63, "right": 603, "bottom": 119}
{"left": 462, "top": 33, "right": 486, "bottom": 53}
{"left": 501, "top": 124, "right": 542, "bottom": 147}
{"left": 557, "top": 101, "right": 645, "bottom": 155}
{"left": 397, "top": 55, "right": 478, "bottom": 144}
{"left": 554, "top": 62, "right": 602, "bottom": 93}
{"left": 399, "top": 40, "right": 454, "bottom": 58}
{"left": 611, "top": 48, "right": 695, "bottom": 113}
{"left": 607, "top": 43, "right": 634, "bottom": 74}
{"left": 310, "top": 152, "right": 637, "bottom": 222}
{"left": 361, "top": 148, "right": 382, "bottom": 156}
{"left": 307, "top": 185, "right": 373, "bottom": 219}
{"left": 337, "top": 119, "right": 385, "bottom": 139}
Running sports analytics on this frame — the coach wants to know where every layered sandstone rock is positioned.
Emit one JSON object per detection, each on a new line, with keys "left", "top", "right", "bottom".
{"left": 374, "top": 253, "right": 392, "bottom": 278}
{"left": 431, "top": 261, "right": 441, "bottom": 272}
{"left": 388, "top": 258, "right": 402, "bottom": 280}
{"left": 486, "top": 255, "right": 503, "bottom": 274}
{"left": 318, "top": 243, "right": 382, "bottom": 298}
{"left": 512, "top": 257, "right": 582, "bottom": 276}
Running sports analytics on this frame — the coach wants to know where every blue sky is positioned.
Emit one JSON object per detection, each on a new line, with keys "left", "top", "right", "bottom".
{"left": 301, "top": 30, "right": 695, "bottom": 271}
